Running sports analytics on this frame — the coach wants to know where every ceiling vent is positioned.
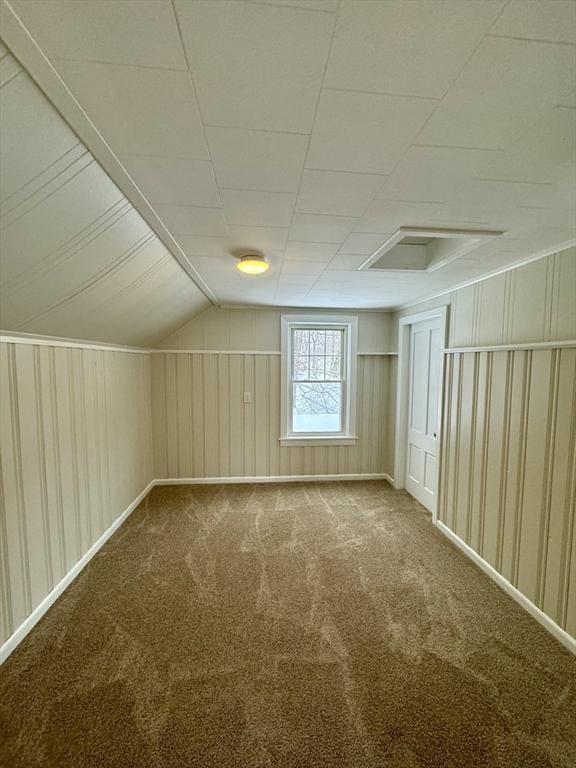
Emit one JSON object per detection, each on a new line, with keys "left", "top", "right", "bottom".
{"left": 358, "top": 226, "right": 504, "bottom": 272}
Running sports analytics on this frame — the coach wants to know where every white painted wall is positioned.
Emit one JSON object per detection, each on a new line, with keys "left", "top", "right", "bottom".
{"left": 0, "top": 341, "right": 153, "bottom": 649}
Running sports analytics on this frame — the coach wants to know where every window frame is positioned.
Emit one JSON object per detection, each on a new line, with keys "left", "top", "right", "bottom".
{"left": 280, "top": 314, "right": 358, "bottom": 447}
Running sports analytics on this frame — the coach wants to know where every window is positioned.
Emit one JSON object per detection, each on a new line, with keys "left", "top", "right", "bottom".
{"left": 280, "top": 315, "right": 358, "bottom": 446}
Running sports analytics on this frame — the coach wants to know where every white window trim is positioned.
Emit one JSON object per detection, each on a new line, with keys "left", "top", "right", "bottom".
{"left": 280, "top": 314, "right": 358, "bottom": 447}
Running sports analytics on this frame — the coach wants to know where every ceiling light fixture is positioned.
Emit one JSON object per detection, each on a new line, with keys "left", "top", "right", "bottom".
{"left": 236, "top": 254, "right": 270, "bottom": 275}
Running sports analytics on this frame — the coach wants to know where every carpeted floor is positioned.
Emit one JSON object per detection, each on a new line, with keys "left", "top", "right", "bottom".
{"left": 1, "top": 481, "right": 575, "bottom": 768}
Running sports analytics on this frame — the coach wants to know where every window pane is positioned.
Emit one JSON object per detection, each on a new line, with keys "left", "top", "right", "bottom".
{"left": 293, "top": 354, "right": 309, "bottom": 380}
{"left": 308, "top": 329, "right": 326, "bottom": 355}
{"left": 324, "top": 355, "right": 341, "bottom": 380}
{"left": 325, "top": 330, "right": 341, "bottom": 356}
{"left": 292, "top": 329, "right": 309, "bottom": 357}
{"left": 292, "top": 382, "right": 341, "bottom": 432}
{"left": 308, "top": 355, "right": 325, "bottom": 380}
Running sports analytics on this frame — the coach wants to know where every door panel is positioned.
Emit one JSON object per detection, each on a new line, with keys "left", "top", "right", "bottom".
{"left": 406, "top": 318, "right": 442, "bottom": 513}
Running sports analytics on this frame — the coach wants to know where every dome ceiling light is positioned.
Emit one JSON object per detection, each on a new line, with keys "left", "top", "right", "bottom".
{"left": 236, "top": 253, "right": 270, "bottom": 275}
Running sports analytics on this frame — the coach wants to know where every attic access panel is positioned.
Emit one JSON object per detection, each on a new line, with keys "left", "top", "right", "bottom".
{"left": 358, "top": 227, "right": 504, "bottom": 273}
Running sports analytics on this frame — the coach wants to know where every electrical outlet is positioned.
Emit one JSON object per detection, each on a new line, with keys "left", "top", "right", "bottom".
{"left": 243, "top": 391, "right": 251, "bottom": 404}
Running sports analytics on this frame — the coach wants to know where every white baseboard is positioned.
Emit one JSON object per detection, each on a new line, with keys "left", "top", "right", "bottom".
{"left": 436, "top": 520, "right": 576, "bottom": 656}
{"left": 0, "top": 480, "right": 155, "bottom": 665}
{"left": 154, "top": 473, "right": 396, "bottom": 485}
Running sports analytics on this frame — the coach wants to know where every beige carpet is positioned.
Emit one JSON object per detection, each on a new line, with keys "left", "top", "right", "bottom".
{"left": 1, "top": 481, "right": 575, "bottom": 768}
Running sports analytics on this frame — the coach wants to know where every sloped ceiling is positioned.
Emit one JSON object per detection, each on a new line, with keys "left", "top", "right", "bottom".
{"left": 0, "top": 39, "right": 210, "bottom": 347}
{"left": 2, "top": 0, "right": 574, "bottom": 311}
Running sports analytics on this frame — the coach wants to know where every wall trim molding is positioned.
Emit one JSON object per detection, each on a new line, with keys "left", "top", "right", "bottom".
{"left": 152, "top": 349, "right": 281, "bottom": 355}
{"left": 396, "top": 239, "right": 576, "bottom": 312}
{"left": 0, "top": 331, "right": 150, "bottom": 354}
{"left": 436, "top": 521, "right": 576, "bottom": 656}
{"left": 0, "top": 480, "right": 155, "bottom": 665}
{"left": 151, "top": 349, "right": 398, "bottom": 356}
{"left": 445, "top": 339, "right": 576, "bottom": 354}
{"left": 154, "top": 473, "right": 396, "bottom": 486}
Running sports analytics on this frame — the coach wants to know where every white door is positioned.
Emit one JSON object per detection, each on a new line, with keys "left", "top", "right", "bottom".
{"left": 405, "top": 318, "right": 442, "bottom": 514}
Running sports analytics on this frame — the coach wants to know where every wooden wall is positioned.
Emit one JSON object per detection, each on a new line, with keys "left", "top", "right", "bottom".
{"left": 151, "top": 352, "right": 393, "bottom": 480}
{"left": 152, "top": 309, "right": 395, "bottom": 479}
{"left": 441, "top": 347, "right": 575, "bottom": 638}
{"left": 394, "top": 245, "right": 576, "bottom": 640}
{"left": 0, "top": 342, "right": 153, "bottom": 648}
{"left": 393, "top": 246, "right": 576, "bottom": 348}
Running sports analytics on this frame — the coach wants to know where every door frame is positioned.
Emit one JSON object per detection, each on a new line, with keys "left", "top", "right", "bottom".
{"left": 394, "top": 306, "right": 449, "bottom": 522}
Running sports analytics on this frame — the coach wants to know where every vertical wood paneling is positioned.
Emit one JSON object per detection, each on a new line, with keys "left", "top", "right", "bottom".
{"left": 14, "top": 344, "right": 50, "bottom": 609}
{"left": 481, "top": 352, "right": 506, "bottom": 569}
{"left": 467, "top": 352, "right": 483, "bottom": 550}
{"left": 439, "top": 346, "right": 576, "bottom": 634}
{"left": 0, "top": 343, "right": 29, "bottom": 633}
{"left": 394, "top": 247, "right": 576, "bottom": 639}
{"left": 395, "top": 247, "right": 576, "bottom": 348}
{"left": 0, "top": 341, "right": 153, "bottom": 648}
{"left": 204, "top": 354, "right": 219, "bottom": 477}
{"left": 151, "top": 353, "right": 392, "bottom": 481}
{"left": 228, "top": 355, "right": 243, "bottom": 477}
{"left": 454, "top": 354, "right": 474, "bottom": 540}
{"left": 517, "top": 351, "right": 550, "bottom": 603}
{"left": 541, "top": 350, "right": 572, "bottom": 623}
{"left": 268, "top": 356, "right": 280, "bottom": 477}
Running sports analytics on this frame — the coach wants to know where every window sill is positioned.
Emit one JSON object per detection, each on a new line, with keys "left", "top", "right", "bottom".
{"left": 279, "top": 435, "right": 358, "bottom": 447}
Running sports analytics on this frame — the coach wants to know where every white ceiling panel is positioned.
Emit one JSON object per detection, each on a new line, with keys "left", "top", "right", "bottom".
{"left": 328, "top": 253, "right": 366, "bottom": 271}
{"left": 306, "top": 90, "right": 436, "bottom": 174}
{"left": 206, "top": 127, "right": 308, "bottom": 193}
{"left": 419, "top": 37, "right": 576, "bottom": 149}
{"left": 54, "top": 60, "right": 208, "bottom": 160}
{"left": 518, "top": 179, "right": 576, "bottom": 212}
{"left": 337, "top": 233, "right": 391, "bottom": 256}
{"left": 122, "top": 156, "right": 221, "bottom": 207}
{"left": 377, "top": 146, "right": 504, "bottom": 204}
{"left": 3, "top": 0, "right": 575, "bottom": 316}
{"left": 478, "top": 106, "right": 576, "bottom": 184}
{"left": 9, "top": 0, "right": 187, "bottom": 69}
{"left": 325, "top": 0, "right": 504, "bottom": 98}
{"left": 354, "top": 201, "right": 449, "bottom": 235}
{"left": 281, "top": 260, "right": 327, "bottom": 277}
{"left": 2, "top": 159, "right": 124, "bottom": 285}
{"left": 220, "top": 189, "right": 295, "bottom": 227}
{"left": 227, "top": 226, "right": 289, "bottom": 253}
{"left": 0, "top": 46, "right": 18, "bottom": 84}
{"left": 0, "top": 62, "right": 79, "bottom": 202}
{"left": 4, "top": 209, "right": 152, "bottom": 328}
{"left": 174, "top": 0, "right": 334, "bottom": 132}
{"left": 284, "top": 242, "right": 340, "bottom": 261}
{"left": 289, "top": 213, "right": 358, "bottom": 243}
{"left": 155, "top": 206, "right": 228, "bottom": 237}
{"left": 0, "top": 59, "right": 209, "bottom": 344}
{"left": 296, "top": 170, "right": 386, "bottom": 217}
{"left": 254, "top": 1, "right": 338, "bottom": 11}
{"left": 176, "top": 227, "right": 288, "bottom": 261}
{"left": 491, "top": 0, "right": 576, "bottom": 45}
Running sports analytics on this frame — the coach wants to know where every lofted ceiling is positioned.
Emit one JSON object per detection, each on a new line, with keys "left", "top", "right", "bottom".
{"left": 1, "top": 0, "right": 575, "bottom": 318}
{"left": 0, "top": 39, "right": 210, "bottom": 346}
